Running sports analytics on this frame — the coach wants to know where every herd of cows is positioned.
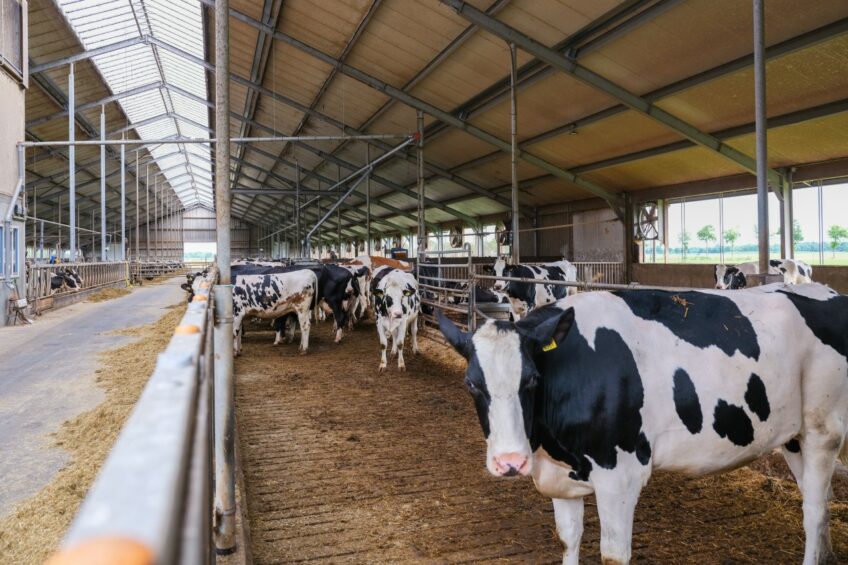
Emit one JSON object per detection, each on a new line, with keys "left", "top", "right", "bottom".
{"left": 184, "top": 255, "right": 845, "bottom": 564}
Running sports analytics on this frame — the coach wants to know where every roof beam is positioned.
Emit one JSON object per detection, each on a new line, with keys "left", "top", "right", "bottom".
{"left": 442, "top": 0, "right": 783, "bottom": 188}
{"left": 201, "top": 1, "right": 624, "bottom": 215}
{"left": 27, "top": 81, "right": 164, "bottom": 129}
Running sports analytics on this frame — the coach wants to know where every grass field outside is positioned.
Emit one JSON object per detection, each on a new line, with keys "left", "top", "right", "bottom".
{"left": 647, "top": 250, "right": 848, "bottom": 266}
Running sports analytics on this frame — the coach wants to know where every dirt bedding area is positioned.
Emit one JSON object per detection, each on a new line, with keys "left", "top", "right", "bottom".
{"left": 0, "top": 304, "right": 185, "bottom": 564}
{"left": 236, "top": 319, "right": 847, "bottom": 564}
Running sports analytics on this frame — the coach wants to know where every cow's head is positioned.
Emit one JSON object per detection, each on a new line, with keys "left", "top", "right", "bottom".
{"left": 491, "top": 257, "right": 512, "bottom": 292}
{"left": 438, "top": 306, "right": 574, "bottom": 478}
{"left": 374, "top": 276, "right": 417, "bottom": 327}
{"left": 64, "top": 268, "right": 83, "bottom": 291}
{"left": 715, "top": 265, "right": 746, "bottom": 290}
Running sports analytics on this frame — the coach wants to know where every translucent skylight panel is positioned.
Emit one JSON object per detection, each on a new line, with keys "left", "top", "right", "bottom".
{"left": 56, "top": 0, "right": 212, "bottom": 207}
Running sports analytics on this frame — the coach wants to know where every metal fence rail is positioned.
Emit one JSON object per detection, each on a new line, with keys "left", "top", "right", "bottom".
{"left": 48, "top": 269, "right": 220, "bottom": 564}
{"left": 26, "top": 261, "right": 129, "bottom": 302}
{"left": 417, "top": 244, "right": 475, "bottom": 332}
{"left": 130, "top": 261, "right": 188, "bottom": 284}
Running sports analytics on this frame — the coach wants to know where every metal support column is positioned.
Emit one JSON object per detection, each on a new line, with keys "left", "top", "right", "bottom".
{"left": 100, "top": 107, "right": 107, "bottom": 261}
{"left": 69, "top": 64, "right": 77, "bottom": 262}
{"left": 295, "top": 162, "right": 301, "bottom": 257}
{"left": 145, "top": 165, "right": 150, "bottom": 260}
{"left": 416, "top": 112, "right": 425, "bottom": 255}
{"left": 782, "top": 169, "right": 794, "bottom": 258}
{"left": 120, "top": 141, "right": 126, "bottom": 261}
{"left": 754, "top": 0, "right": 769, "bottom": 275}
{"left": 135, "top": 153, "right": 139, "bottom": 261}
{"left": 366, "top": 145, "right": 371, "bottom": 256}
{"left": 39, "top": 220, "right": 44, "bottom": 261}
{"left": 214, "top": 0, "right": 236, "bottom": 554}
{"left": 509, "top": 42, "right": 520, "bottom": 265}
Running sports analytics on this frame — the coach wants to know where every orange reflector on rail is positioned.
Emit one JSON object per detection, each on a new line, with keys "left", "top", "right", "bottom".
{"left": 200, "top": 282, "right": 211, "bottom": 289}
{"left": 175, "top": 324, "right": 201, "bottom": 335}
{"left": 46, "top": 537, "right": 153, "bottom": 565}
{"left": 192, "top": 294, "right": 208, "bottom": 302}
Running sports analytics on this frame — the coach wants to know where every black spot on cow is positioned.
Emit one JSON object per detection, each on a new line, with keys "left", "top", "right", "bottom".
{"left": 744, "top": 373, "right": 770, "bottom": 422}
{"left": 672, "top": 368, "right": 703, "bottom": 434}
{"left": 778, "top": 290, "right": 848, "bottom": 360}
{"left": 713, "top": 399, "right": 754, "bottom": 446}
{"left": 531, "top": 321, "right": 649, "bottom": 481}
{"left": 613, "top": 290, "right": 760, "bottom": 360}
{"left": 463, "top": 343, "right": 492, "bottom": 438}
{"left": 784, "top": 438, "right": 801, "bottom": 453}
{"left": 501, "top": 264, "right": 568, "bottom": 311}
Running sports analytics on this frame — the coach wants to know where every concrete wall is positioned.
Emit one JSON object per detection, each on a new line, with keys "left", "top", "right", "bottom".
{"left": 573, "top": 208, "right": 623, "bottom": 262}
{"left": 632, "top": 263, "right": 848, "bottom": 293}
{"left": 0, "top": 64, "right": 26, "bottom": 326}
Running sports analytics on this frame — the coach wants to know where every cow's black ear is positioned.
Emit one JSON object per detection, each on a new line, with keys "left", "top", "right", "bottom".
{"left": 515, "top": 306, "right": 574, "bottom": 351}
{"left": 437, "top": 310, "right": 471, "bottom": 358}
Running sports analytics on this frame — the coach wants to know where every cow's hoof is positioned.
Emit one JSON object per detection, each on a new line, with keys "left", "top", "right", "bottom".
{"left": 398, "top": 364, "right": 406, "bottom": 372}
{"left": 272, "top": 342, "right": 280, "bottom": 347}
{"left": 378, "top": 365, "right": 386, "bottom": 373}
{"left": 299, "top": 349, "right": 307, "bottom": 356}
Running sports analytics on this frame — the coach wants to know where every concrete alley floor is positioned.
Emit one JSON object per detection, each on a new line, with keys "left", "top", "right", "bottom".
{"left": 0, "top": 278, "right": 184, "bottom": 517}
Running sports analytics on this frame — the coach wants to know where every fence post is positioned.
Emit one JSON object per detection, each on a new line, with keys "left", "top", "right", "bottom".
{"left": 212, "top": 284, "right": 236, "bottom": 554}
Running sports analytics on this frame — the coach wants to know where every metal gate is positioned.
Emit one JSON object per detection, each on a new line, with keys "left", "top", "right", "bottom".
{"left": 417, "top": 243, "right": 475, "bottom": 333}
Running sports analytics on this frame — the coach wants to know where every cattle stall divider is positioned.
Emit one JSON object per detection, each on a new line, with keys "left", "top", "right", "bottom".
{"left": 46, "top": 269, "right": 222, "bottom": 564}
{"left": 26, "top": 261, "right": 130, "bottom": 313}
{"left": 417, "top": 243, "right": 475, "bottom": 334}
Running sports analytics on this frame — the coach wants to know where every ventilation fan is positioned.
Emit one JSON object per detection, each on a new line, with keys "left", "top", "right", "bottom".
{"left": 449, "top": 226, "right": 463, "bottom": 249}
{"left": 635, "top": 201, "right": 660, "bottom": 241}
{"left": 497, "top": 220, "right": 513, "bottom": 246}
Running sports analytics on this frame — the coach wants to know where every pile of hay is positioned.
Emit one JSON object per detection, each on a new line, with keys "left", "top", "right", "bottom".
{"left": 0, "top": 304, "right": 185, "bottom": 564}
{"left": 86, "top": 287, "right": 132, "bottom": 303}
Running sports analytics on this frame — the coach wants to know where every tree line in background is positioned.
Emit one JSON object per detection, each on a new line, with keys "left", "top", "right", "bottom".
{"left": 674, "top": 220, "right": 848, "bottom": 256}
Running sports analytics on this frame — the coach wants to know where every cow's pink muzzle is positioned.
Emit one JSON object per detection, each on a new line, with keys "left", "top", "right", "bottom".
{"left": 493, "top": 453, "right": 530, "bottom": 477}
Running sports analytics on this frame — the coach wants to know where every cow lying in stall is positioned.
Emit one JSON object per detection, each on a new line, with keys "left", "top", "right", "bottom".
{"left": 50, "top": 267, "right": 83, "bottom": 294}
{"left": 715, "top": 258, "right": 813, "bottom": 289}
{"left": 491, "top": 257, "right": 577, "bottom": 320}
{"left": 232, "top": 269, "right": 318, "bottom": 356}
{"left": 371, "top": 265, "right": 420, "bottom": 371}
{"left": 439, "top": 283, "right": 848, "bottom": 565}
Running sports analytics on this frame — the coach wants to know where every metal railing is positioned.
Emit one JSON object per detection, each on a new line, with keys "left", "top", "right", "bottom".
{"left": 130, "top": 260, "right": 187, "bottom": 284}
{"left": 572, "top": 261, "right": 625, "bottom": 285}
{"left": 417, "top": 244, "right": 475, "bottom": 332}
{"left": 48, "top": 269, "right": 227, "bottom": 564}
{"left": 26, "top": 261, "right": 129, "bottom": 302}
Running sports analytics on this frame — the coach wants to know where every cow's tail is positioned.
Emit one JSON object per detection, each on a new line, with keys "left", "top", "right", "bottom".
{"left": 310, "top": 273, "right": 319, "bottom": 320}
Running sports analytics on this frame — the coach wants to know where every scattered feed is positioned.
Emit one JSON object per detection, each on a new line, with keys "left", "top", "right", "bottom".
{"left": 0, "top": 304, "right": 186, "bottom": 564}
{"left": 85, "top": 287, "right": 132, "bottom": 303}
{"left": 236, "top": 320, "right": 847, "bottom": 564}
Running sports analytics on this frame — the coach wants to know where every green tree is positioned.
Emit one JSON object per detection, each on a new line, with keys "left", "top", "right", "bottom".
{"left": 724, "top": 227, "right": 740, "bottom": 257}
{"left": 827, "top": 225, "right": 848, "bottom": 257}
{"left": 678, "top": 230, "right": 691, "bottom": 258}
{"left": 793, "top": 219, "right": 804, "bottom": 244}
{"left": 696, "top": 225, "right": 717, "bottom": 253}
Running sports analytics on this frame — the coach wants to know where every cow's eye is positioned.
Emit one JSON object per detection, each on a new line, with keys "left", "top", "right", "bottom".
{"left": 403, "top": 289, "right": 413, "bottom": 296}
{"left": 374, "top": 290, "right": 383, "bottom": 297}
{"left": 465, "top": 379, "right": 479, "bottom": 394}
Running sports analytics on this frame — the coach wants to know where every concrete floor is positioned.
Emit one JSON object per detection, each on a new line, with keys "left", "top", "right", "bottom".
{"left": 0, "top": 278, "right": 184, "bottom": 517}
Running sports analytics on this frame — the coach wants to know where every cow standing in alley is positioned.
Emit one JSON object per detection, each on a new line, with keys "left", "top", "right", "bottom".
{"left": 372, "top": 266, "right": 420, "bottom": 372}
{"left": 439, "top": 283, "right": 848, "bottom": 565}
{"left": 232, "top": 269, "right": 318, "bottom": 355}
{"left": 491, "top": 257, "right": 577, "bottom": 320}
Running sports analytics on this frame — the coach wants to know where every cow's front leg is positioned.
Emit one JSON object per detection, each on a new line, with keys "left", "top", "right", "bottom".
{"left": 593, "top": 475, "right": 643, "bottom": 565}
{"left": 410, "top": 317, "right": 419, "bottom": 355}
{"left": 395, "top": 320, "right": 408, "bottom": 371}
{"left": 800, "top": 430, "right": 840, "bottom": 565}
{"left": 297, "top": 310, "right": 311, "bottom": 354}
{"left": 553, "top": 497, "right": 583, "bottom": 565}
{"left": 377, "top": 321, "right": 388, "bottom": 372}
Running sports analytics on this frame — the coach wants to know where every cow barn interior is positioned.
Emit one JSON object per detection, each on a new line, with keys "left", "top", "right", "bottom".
{"left": 1, "top": 0, "right": 847, "bottom": 563}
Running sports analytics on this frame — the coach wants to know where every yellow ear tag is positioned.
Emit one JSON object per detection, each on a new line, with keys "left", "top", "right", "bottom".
{"left": 542, "top": 339, "right": 557, "bottom": 352}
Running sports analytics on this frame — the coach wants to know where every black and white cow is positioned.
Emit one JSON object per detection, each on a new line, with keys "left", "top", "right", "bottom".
{"left": 491, "top": 258, "right": 577, "bottom": 320}
{"left": 371, "top": 266, "right": 420, "bottom": 371}
{"left": 233, "top": 269, "right": 318, "bottom": 356}
{"left": 771, "top": 258, "right": 814, "bottom": 284}
{"left": 50, "top": 267, "right": 83, "bottom": 294}
{"left": 439, "top": 283, "right": 848, "bottom": 565}
{"left": 714, "top": 261, "right": 758, "bottom": 289}
{"left": 341, "top": 264, "right": 371, "bottom": 326}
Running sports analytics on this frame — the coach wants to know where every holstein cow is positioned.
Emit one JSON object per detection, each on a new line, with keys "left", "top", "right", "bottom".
{"left": 232, "top": 269, "right": 318, "bottom": 356}
{"left": 341, "top": 264, "right": 371, "bottom": 326}
{"left": 439, "top": 283, "right": 848, "bottom": 565}
{"left": 50, "top": 267, "right": 83, "bottom": 294}
{"left": 371, "top": 266, "right": 420, "bottom": 371}
{"left": 716, "top": 259, "right": 814, "bottom": 289}
{"left": 491, "top": 257, "right": 578, "bottom": 320}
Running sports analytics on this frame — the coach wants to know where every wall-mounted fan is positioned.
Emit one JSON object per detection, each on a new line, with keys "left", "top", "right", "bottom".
{"left": 635, "top": 201, "right": 660, "bottom": 241}
{"left": 497, "top": 220, "right": 512, "bottom": 246}
{"left": 449, "top": 226, "right": 463, "bottom": 248}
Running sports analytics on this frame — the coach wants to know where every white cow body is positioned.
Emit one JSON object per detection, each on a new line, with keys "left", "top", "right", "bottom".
{"left": 492, "top": 258, "right": 578, "bottom": 320}
{"left": 371, "top": 266, "right": 420, "bottom": 371}
{"left": 440, "top": 282, "right": 848, "bottom": 564}
{"left": 232, "top": 269, "right": 317, "bottom": 355}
